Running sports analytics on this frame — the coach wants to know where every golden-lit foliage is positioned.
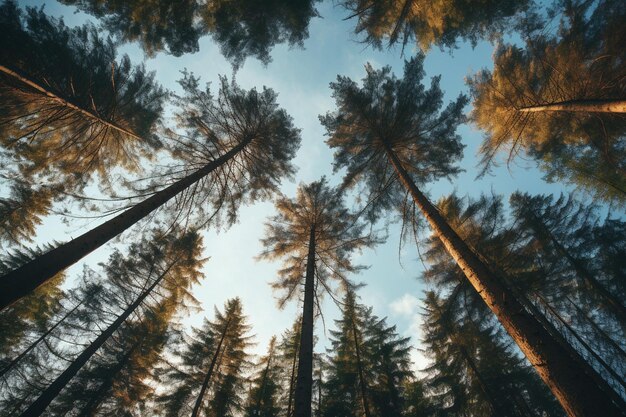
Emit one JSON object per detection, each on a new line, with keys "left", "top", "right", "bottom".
{"left": 468, "top": 0, "right": 626, "bottom": 205}
{"left": 259, "top": 178, "right": 377, "bottom": 307}
{"left": 340, "top": 0, "right": 528, "bottom": 51}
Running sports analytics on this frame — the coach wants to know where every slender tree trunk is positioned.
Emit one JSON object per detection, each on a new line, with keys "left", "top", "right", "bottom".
{"left": 0, "top": 299, "right": 84, "bottom": 378}
{"left": 519, "top": 99, "right": 626, "bottom": 113}
{"left": 0, "top": 137, "right": 251, "bottom": 311}
{"left": 294, "top": 226, "right": 316, "bottom": 417}
{"left": 383, "top": 143, "right": 625, "bottom": 417}
{"left": 77, "top": 344, "right": 138, "bottom": 417}
{"left": 0, "top": 64, "right": 145, "bottom": 141}
{"left": 18, "top": 260, "right": 177, "bottom": 417}
{"left": 191, "top": 315, "right": 232, "bottom": 417}
{"left": 351, "top": 317, "right": 372, "bottom": 417}
{"left": 286, "top": 323, "right": 300, "bottom": 417}
{"left": 255, "top": 342, "right": 275, "bottom": 411}
{"left": 526, "top": 212, "right": 626, "bottom": 324}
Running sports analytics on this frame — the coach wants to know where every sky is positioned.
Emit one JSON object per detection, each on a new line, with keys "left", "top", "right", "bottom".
{"left": 17, "top": 0, "right": 578, "bottom": 372}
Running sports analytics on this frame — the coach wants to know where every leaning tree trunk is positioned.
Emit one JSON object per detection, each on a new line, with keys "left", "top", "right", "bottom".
{"left": 0, "top": 64, "right": 144, "bottom": 141}
{"left": 0, "top": 298, "right": 84, "bottom": 378}
{"left": 294, "top": 226, "right": 316, "bottom": 417}
{"left": 18, "top": 260, "right": 177, "bottom": 417}
{"left": 383, "top": 143, "right": 625, "bottom": 417}
{"left": 351, "top": 317, "right": 372, "bottom": 417}
{"left": 519, "top": 99, "right": 626, "bottom": 113}
{"left": 0, "top": 137, "right": 251, "bottom": 311}
{"left": 191, "top": 315, "right": 232, "bottom": 417}
{"left": 458, "top": 345, "right": 507, "bottom": 417}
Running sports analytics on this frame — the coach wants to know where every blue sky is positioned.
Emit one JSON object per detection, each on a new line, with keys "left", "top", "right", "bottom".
{"left": 19, "top": 0, "right": 578, "bottom": 370}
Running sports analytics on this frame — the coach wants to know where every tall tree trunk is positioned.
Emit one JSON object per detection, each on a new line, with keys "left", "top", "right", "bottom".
{"left": 191, "top": 315, "right": 232, "bottom": 417}
{"left": 76, "top": 344, "right": 138, "bottom": 417}
{"left": 0, "top": 298, "right": 84, "bottom": 378}
{"left": 0, "top": 64, "right": 145, "bottom": 141}
{"left": 525, "top": 210, "right": 626, "bottom": 324}
{"left": 351, "top": 317, "right": 372, "bottom": 417}
{"left": 383, "top": 143, "right": 625, "bottom": 417}
{"left": 286, "top": 323, "right": 300, "bottom": 417}
{"left": 0, "top": 137, "right": 251, "bottom": 311}
{"left": 18, "top": 260, "right": 177, "bottom": 417}
{"left": 519, "top": 99, "right": 626, "bottom": 113}
{"left": 255, "top": 342, "right": 275, "bottom": 411}
{"left": 294, "top": 226, "right": 316, "bottom": 417}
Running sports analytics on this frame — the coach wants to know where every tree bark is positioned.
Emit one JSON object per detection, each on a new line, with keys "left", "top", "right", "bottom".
{"left": 383, "top": 143, "right": 626, "bottom": 417}
{"left": 351, "top": 316, "right": 372, "bottom": 417}
{"left": 18, "top": 260, "right": 177, "bottom": 417}
{"left": 0, "top": 298, "right": 84, "bottom": 378}
{"left": 286, "top": 322, "right": 300, "bottom": 417}
{"left": 191, "top": 315, "right": 232, "bottom": 417}
{"left": 519, "top": 99, "right": 626, "bottom": 113}
{"left": 294, "top": 226, "right": 316, "bottom": 417}
{"left": 0, "top": 137, "right": 251, "bottom": 311}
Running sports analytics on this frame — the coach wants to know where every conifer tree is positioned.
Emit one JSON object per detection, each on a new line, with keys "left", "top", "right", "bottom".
{"left": 244, "top": 337, "right": 282, "bottom": 417}
{"left": 468, "top": 0, "right": 626, "bottom": 205}
{"left": 259, "top": 178, "right": 377, "bottom": 417}
{"left": 320, "top": 55, "right": 621, "bottom": 417}
{"left": 157, "top": 298, "right": 252, "bottom": 417}
{"left": 16, "top": 229, "right": 204, "bottom": 417}
{"left": 0, "top": 74, "right": 300, "bottom": 311}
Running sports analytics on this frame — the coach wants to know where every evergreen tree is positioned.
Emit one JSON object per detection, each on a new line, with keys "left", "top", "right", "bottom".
{"left": 320, "top": 54, "right": 620, "bottom": 417}
{"left": 16, "top": 229, "right": 205, "bottom": 417}
{"left": 276, "top": 318, "right": 302, "bottom": 417}
{"left": 259, "top": 178, "right": 377, "bottom": 417}
{"left": 59, "top": 0, "right": 321, "bottom": 66}
{"left": 0, "top": 74, "right": 300, "bottom": 311}
{"left": 468, "top": 0, "right": 626, "bottom": 205}
{"left": 244, "top": 337, "right": 282, "bottom": 417}
{"left": 339, "top": 0, "right": 529, "bottom": 51}
{"left": 157, "top": 298, "right": 252, "bottom": 417}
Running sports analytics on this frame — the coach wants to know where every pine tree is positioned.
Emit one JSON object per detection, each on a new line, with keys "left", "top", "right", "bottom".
{"left": 338, "top": 0, "right": 529, "bottom": 51}
{"left": 468, "top": 0, "right": 626, "bottom": 205}
{"left": 16, "top": 228, "right": 204, "bottom": 417}
{"left": 259, "top": 178, "right": 377, "bottom": 417}
{"left": 157, "top": 298, "right": 252, "bottom": 417}
{"left": 320, "top": 54, "right": 621, "bottom": 417}
{"left": 244, "top": 337, "right": 282, "bottom": 417}
{"left": 0, "top": 74, "right": 300, "bottom": 311}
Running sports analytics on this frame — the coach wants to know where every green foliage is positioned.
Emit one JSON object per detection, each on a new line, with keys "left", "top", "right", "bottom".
{"left": 468, "top": 0, "right": 626, "bottom": 206}
{"left": 320, "top": 54, "right": 466, "bottom": 222}
{"left": 157, "top": 298, "right": 252, "bottom": 417}
{"left": 60, "top": 0, "right": 321, "bottom": 66}
{"left": 259, "top": 177, "right": 377, "bottom": 307}
{"left": 244, "top": 337, "right": 282, "bottom": 417}
{"left": 0, "top": 0, "right": 166, "bottom": 179}
{"left": 339, "top": 0, "right": 529, "bottom": 51}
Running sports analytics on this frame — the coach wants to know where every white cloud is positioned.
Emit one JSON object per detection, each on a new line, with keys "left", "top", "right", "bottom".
{"left": 389, "top": 293, "right": 420, "bottom": 317}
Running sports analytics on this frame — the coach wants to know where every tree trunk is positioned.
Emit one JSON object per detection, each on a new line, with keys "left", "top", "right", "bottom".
{"left": 255, "top": 341, "right": 275, "bottom": 411}
{"left": 286, "top": 323, "right": 300, "bottom": 417}
{"left": 0, "top": 137, "right": 251, "bottom": 311}
{"left": 519, "top": 99, "right": 626, "bottom": 113}
{"left": 294, "top": 226, "right": 316, "bottom": 417}
{"left": 383, "top": 143, "right": 625, "bottom": 417}
{"left": 0, "top": 298, "right": 84, "bottom": 378}
{"left": 351, "top": 317, "right": 372, "bottom": 417}
{"left": 458, "top": 345, "right": 507, "bottom": 417}
{"left": 0, "top": 64, "right": 145, "bottom": 141}
{"left": 191, "top": 315, "right": 232, "bottom": 417}
{"left": 76, "top": 344, "right": 138, "bottom": 417}
{"left": 18, "top": 260, "right": 177, "bottom": 417}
